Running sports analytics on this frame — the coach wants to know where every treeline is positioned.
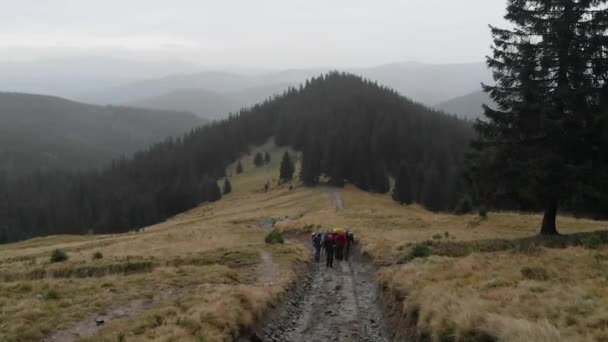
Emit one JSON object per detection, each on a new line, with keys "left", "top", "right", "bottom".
{"left": 0, "top": 72, "right": 473, "bottom": 243}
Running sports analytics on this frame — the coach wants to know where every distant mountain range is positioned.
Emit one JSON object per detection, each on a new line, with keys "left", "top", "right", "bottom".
{"left": 435, "top": 90, "right": 495, "bottom": 120}
{"left": 69, "top": 61, "right": 492, "bottom": 119}
{"left": 0, "top": 92, "right": 204, "bottom": 176}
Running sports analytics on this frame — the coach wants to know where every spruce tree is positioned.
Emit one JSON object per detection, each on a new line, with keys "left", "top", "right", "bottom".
{"left": 264, "top": 152, "right": 271, "bottom": 164}
{"left": 254, "top": 152, "right": 264, "bottom": 167}
{"left": 236, "top": 160, "right": 243, "bottom": 174}
{"left": 223, "top": 178, "right": 232, "bottom": 195}
{"left": 392, "top": 163, "right": 413, "bottom": 205}
{"left": 472, "top": 0, "right": 607, "bottom": 235}
{"left": 279, "top": 151, "right": 295, "bottom": 182}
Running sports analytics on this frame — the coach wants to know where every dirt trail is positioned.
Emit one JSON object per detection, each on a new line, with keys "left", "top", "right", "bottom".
{"left": 253, "top": 190, "right": 388, "bottom": 342}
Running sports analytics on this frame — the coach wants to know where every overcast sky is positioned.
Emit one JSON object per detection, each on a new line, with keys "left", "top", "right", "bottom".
{"left": 0, "top": 0, "right": 508, "bottom": 68}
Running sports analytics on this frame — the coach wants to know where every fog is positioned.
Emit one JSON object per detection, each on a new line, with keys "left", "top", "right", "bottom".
{"left": 1, "top": 0, "right": 507, "bottom": 68}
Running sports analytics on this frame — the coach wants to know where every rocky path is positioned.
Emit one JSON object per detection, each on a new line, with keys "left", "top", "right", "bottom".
{"left": 253, "top": 190, "right": 388, "bottom": 342}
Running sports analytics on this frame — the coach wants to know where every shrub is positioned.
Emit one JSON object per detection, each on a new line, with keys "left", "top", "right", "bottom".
{"left": 92, "top": 252, "right": 103, "bottom": 260}
{"left": 46, "top": 289, "right": 60, "bottom": 300}
{"left": 410, "top": 244, "right": 432, "bottom": 259}
{"left": 455, "top": 195, "right": 473, "bottom": 215}
{"left": 400, "top": 244, "right": 432, "bottom": 263}
{"left": 264, "top": 231, "right": 284, "bottom": 244}
{"left": 521, "top": 266, "right": 549, "bottom": 281}
{"left": 50, "top": 249, "right": 68, "bottom": 263}
{"left": 581, "top": 234, "right": 602, "bottom": 249}
{"left": 432, "top": 234, "right": 443, "bottom": 240}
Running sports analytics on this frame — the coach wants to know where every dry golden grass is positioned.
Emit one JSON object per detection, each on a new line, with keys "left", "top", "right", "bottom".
{"left": 377, "top": 246, "right": 608, "bottom": 341}
{"left": 0, "top": 181, "right": 317, "bottom": 341}
{"left": 3, "top": 139, "right": 607, "bottom": 342}
{"left": 274, "top": 184, "right": 608, "bottom": 341}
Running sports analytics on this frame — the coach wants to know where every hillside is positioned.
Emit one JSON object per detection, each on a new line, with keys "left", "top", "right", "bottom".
{"left": 0, "top": 72, "right": 473, "bottom": 243}
{"left": 435, "top": 90, "right": 494, "bottom": 120}
{"left": 0, "top": 92, "right": 204, "bottom": 175}
{"left": 1, "top": 167, "right": 606, "bottom": 341}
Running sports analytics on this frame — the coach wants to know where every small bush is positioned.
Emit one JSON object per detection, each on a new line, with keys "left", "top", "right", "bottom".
{"left": 521, "top": 266, "right": 549, "bottom": 281}
{"left": 581, "top": 234, "right": 602, "bottom": 249}
{"left": 432, "top": 234, "right": 443, "bottom": 240}
{"left": 92, "top": 252, "right": 104, "bottom": 260}
{"left": 264, "top": 231, "right": 284, "bottom": 244}
{"left": 46, "top": 289, "right": 60, "bottom": 300}
{"left": 410, "top": 244, "right": 432, "bottom": 259}
{"left": 400, "top": 244, "right": 432, "bottom": 263}
{"left": 50, "top": 249, "right": 68, "bottom": 263}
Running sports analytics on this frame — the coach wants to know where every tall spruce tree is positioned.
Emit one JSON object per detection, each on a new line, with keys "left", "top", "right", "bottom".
{"left": 264, "top": 152, "right": 271, "bottom": 164}
{"left": 279, "top": 151, "right": 295, "bottom": 182}
{"left": 473, "top": 0, "right": 608, "bottom": 235}
{"left": 236, "top": 160, "right": 243, "bottom": 174}
{"left": 253, "top": 152, "right": 264, "bottom": 167}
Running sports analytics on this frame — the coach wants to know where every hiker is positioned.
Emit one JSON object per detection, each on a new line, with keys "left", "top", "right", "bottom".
{"left": 324, "top": 232, "right": 335, "bottom": 268}
{"left": 335, "top": 230, "right": 346, "bottom": 261}
{"left": 312, "top": 232, "right": 322, "bottom": 263}
{"left": 345, "top": 231, "right": 354, "bottom": 261}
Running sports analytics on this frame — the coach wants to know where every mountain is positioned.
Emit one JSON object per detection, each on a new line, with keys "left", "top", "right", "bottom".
{"left": 0, "top": 56, "right": 200, "bottom": 99}
{"left": 357, "top": 62, "right": 492, "bottom": 105}
{"left": 1, "top": 72, "right": 473, "bottom": 242}
{"left": 0, "top": 92, "right": 204, "bottom": 176}
{"left": 435, "top": 90, "right": 495, "bottom": 120}
{"left": 127, "top": 83, "right": 293, "bottom": 119}
{"left": 80, "top": 62, "right": 491, "bottom": 116}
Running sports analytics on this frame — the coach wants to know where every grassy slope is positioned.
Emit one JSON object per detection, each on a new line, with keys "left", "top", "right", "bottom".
{"left": 0, "top": 147, "right": 311, "bottom": 341}
{"left": 2, "top": 139, "right": 607, "bottom": 341}
{"left": 275, "top": 186, "right": 608, "bottom": 341}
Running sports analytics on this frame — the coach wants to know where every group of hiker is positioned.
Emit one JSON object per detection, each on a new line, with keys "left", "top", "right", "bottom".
{"left": 311, "top": 229, "right": 354, "bottom": 268}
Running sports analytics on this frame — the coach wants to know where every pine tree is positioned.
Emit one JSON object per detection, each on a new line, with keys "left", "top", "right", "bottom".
{"left": 223, "top": 178, "right": 232, "bottom": 195}
{"left": 236, "top": 160, "right": 243, "bottom": 174}
{"left": 264, "top": 152, "right": 271, "bottom": 164}
{"left": 254, "top": 152, "right": 264, "bottom": 167}
{"left": 279, "top": 151, "right": 295, "bottom": 182}
{"left": 472, "top": 0, "right": 608, "bottom": 235}
{"left": 392, "top": 163, "right": 413, "bottom": 205}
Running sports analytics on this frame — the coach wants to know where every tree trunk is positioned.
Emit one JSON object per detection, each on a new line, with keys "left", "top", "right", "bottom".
{"left": 540, "top": 199, "right": 559, "bottom": 235}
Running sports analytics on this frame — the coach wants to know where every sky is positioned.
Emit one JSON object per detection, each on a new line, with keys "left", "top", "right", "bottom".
{"left": 0, "top": 0, "right": 508, "bottom": 69}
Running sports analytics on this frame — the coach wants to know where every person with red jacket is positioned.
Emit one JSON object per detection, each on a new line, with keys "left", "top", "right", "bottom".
{"left": 335, "top": 232, "right": 347, "bottom": 261}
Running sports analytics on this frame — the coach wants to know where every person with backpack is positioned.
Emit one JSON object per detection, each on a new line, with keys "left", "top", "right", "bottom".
{"left": 335, "top": 231, "right": 347, "bottom": 261}
{"left": 324, "top": 232, "right": 335, "bottom": 268}
{"left": 312, "top": 232, "right": 322, "bottom": 263}
{"left": 345, "top": 231, "right": 354, "bottom": 261}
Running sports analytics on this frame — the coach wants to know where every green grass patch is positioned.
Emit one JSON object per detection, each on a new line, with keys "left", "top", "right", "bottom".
{"left": 265, "top": 231, "right": 285, "bottom": 244}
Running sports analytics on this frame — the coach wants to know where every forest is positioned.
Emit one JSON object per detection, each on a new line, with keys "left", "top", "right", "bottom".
{"left": 0, "top": 73, "right": 473, "bottom": 243}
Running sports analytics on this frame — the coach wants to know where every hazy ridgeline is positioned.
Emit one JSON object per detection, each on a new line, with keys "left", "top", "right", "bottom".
{"left": 0, "top": 92, "right": 204, "bottom": 176}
